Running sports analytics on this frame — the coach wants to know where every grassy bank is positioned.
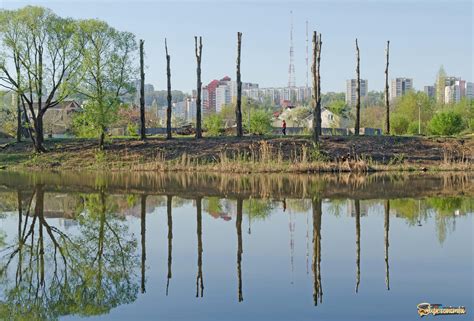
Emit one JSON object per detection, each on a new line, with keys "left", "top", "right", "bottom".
{"left": 0, "top": 135, "right": 472, "bottom": 173}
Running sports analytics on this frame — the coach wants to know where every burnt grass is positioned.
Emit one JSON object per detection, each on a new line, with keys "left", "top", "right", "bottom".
{"left": 1, "top": 135, "right": 472, "bottom": 171}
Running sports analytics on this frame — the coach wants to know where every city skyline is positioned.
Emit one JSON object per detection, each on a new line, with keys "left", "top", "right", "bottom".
{"left": 3, "top": 0, "right": 472, "bottom": 93}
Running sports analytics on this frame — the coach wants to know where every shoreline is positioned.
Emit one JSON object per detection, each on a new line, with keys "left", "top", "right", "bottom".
{"left": 0, "top": 135, "right": 472, "bottom": 173}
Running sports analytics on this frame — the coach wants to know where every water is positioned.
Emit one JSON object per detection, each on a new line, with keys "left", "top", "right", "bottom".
{"left": 0, "top": 171, "right": 472, "bottom": 321}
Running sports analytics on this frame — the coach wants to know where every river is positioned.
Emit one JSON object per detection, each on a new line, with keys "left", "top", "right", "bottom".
{"left": 0, "top": 171, "right": 472, "bottom": 320}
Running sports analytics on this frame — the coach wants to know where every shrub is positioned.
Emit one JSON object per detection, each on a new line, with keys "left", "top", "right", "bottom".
{"left": 407, "top": 121, "right": 420, "bottom": 135}
{"left": 204, "top": 114, "right": 223, "bottom": 136}
{"left": 390, "top": 115, "right": 409, "bottom": 135}
{"left": 428, "top": 111, "right": 465, "bottom": 136}
{"left": 126, "top": 123, "right": 139, "bottom": 137}
{"left": 247, "top": 110, "right": 272, "bottom": 135}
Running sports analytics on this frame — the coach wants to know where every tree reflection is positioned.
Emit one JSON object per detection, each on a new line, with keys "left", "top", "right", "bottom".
{"left": 141, "top": 195, "right": 147, "bottom": 294}
{"left": 355, "top": 199, "right": 361, "bottom": 293}
{"left": 236, "top": 198, "right": 243, "bottom": 302}
{"left": 312, "top": 198, "right": 323, "bottom": 305}
{"left": 196, "top": 197, "right": 204, "bottom": 298}
{"left": 0, "top": 186, "right": 139, "bottom": 320}
{"left": 384, "top": 200, "right": 390, "bottom": 291}
{"left": 166, "top": 195, "right": 173, "bottom": 296}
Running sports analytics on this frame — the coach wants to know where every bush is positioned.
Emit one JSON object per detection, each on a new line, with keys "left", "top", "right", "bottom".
{"left": 428, "top": 111, "right": 465, "bottom": 136}
{"left": 407, "top": 121, "right": 420, "bottom": 135}
{"left": 390, "top": 115, "right": 409, "bottom": 135}
{"left": 126, "top": 123, "right": 139, "bottom": 137}
{"left": 247, "top": 110, "right": 272, "bottom": 135}
{"left": 203, "top": 114, "right": 223, "bottom": 136}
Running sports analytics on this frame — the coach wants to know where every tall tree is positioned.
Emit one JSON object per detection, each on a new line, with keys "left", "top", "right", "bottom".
{"left": 384, "top": 41, "right": 390, "bottom": 134}
{"left": 235, "top": 32, "right": 243, "bottom": 137}
{"left": 165, "top": 39, "right": 172, "bottom": 140}
{"left": 195, "top": 36, "right": 202, "bottom": 139}
{"left": 436, "top": 65, "right": 447, "bottom": 104}
{"left": 75, "top": 19, "right": 137, "bottom": 150}
{"left": 0, "top": 7, "right": 84, "bottom": 152}
{"left": 139, "top": 39, "right": 146, "bottom": 140}
{"left": 311, "top": 31, "right": 322, "bottom": 143}
{"left": 354, "top": 39, "right": 361, "bottom": 136}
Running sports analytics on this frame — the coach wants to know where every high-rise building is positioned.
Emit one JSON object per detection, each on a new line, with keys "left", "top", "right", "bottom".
{"left": 466, "top": 82, "right": 474, "bottom": 100}
{"left": 346, "top": 79, "right": 368, "bottom": 106}
{"left": 390, "top": 78, "right": 413, "bottom": 100}
{"left": 424, "top": 85, "right": 436, "bottom": 98}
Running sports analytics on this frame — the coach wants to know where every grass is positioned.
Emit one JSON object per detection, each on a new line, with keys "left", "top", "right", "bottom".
{"left": 0, "top": 135, "right": 472, "bottom": 173}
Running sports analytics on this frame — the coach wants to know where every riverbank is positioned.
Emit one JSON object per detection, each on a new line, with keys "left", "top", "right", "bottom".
{"left": 0, "top": 135, "right": 472, "bottom": 173}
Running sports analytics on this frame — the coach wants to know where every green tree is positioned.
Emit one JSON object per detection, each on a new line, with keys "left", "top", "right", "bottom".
{"left": 76, "top": 19, "right": 137, "bottom": 149}
{"left": 391, "top": 91, "right": 433, "bottom": 135}
{"left": 0, "top": 7, "right": 84, "bottom": 152}
{"left": 245, "top": 109, "right": 272, "bottom": 135}
{"left": 327, "top": 100, "right": 349, "bottom": 118}
{"left": 428, "top": 111, "right": 465, "bottom": 135}
{"left": 390, "top": 115, "right": 409, "bottom": 135}
{"left": 203, "top": 114, "right": 223, "bottom": 136}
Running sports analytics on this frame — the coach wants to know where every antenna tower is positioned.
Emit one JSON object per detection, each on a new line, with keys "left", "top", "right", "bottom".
{"left": 288, "top": 11, "right": 296, "bottom": 89}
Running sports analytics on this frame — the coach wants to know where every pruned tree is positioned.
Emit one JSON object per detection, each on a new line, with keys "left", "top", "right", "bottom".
{"left": 384, "top": 40, "right": 390, "bottom": 134}
{"left": 311, "top": 31, "right": 322, "bottom": 143}
{"left": 139, "top": 39, "right": 146, "bottom": 140}
{"left": 194, "top": 36, "right": 202, "bottom": 139}
{"left": 165, "top": 38, "right": 172, "bottom": 140}
{"left": 354, "top": 39, "right": 361, "bottom": 136}
{"left": 75, "top": 19, "right": 137, "bottom": 150}
{"left": 0, "top": 6, "right": 84, "bottom": 152}
{"left": 235, "top": 32, "right": 243, "bottom": 137}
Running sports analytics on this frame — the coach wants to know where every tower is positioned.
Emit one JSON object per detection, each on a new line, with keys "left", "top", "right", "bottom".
{"left": 288, "top": 11, "right": 296, "bottom": 90}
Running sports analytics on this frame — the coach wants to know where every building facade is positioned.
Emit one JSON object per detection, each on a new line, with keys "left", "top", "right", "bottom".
{"left": 390, "top": 78, "right": 413, "bottom": 100}
{"left": 345, "top": 79, "right": 368, "bottom": 106}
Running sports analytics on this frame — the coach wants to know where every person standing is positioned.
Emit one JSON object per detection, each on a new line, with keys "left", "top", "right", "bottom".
{"left": 282, "top": 119, "right": 287, "bottom": 136}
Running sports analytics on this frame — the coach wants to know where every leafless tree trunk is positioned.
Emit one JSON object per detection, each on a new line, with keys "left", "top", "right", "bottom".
{"left": 235, "top": 32, "right": 243, "bottom": 137}
{"left": 312, "top": 32, "right": 319, "bottom": 143}
{"left": 139, "top": 39, "right": 146, "bottom": 140}
{"left": 195, "top": 36, "right": 203, "bottom": 139}
{"left": 355, "top": 39, "right": 361, "bottom": 136}
{"left": 312, "top": 32, "right": 322, "bottom": 142}
{"left": 165, "top": 39, "right": 172, "bottom": 140}
{"left": 385, "top": 41, "right": 390, "bottom": 135}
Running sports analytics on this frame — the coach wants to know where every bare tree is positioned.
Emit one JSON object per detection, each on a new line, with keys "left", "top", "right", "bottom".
{"left": 312, "top": 31, "right": 322, "bottom": 143}
{"left": 139, "top": 39, "right": 146, "bottom": 140}
{"left": 354, "top": 39, "right": 361, "bottom": 136}
{"left": 165, "top": 39, "right": 172, "bottom": 140}
{"left": 235, "top": 32, "right": 243, "bottom": 137}
{"left": 384, "top": 40, "right": 390, "bottom": 135}
{"left": 195, "top": 36, "right": 202, "bottom": 138}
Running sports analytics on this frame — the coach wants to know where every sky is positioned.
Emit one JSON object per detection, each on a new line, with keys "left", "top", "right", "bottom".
{"left": 2, "top": 0, "right": 473, "bottom": 93}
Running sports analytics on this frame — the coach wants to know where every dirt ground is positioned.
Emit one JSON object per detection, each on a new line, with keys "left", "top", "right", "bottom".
{"left": 1, "top": 135, "right": 472, "bottom": 169}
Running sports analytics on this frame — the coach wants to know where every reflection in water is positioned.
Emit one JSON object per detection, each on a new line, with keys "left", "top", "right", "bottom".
{"left": 236, "top": 198, "right": 244, "bottom": 302}
{"left": 0, "top": 185, "right": 139, "bottom": 320}
{"left": 141, "top": 195, "right": 147, "bottom": 294}
{"left": 384, "top": 199, "right": 390, "bottom": 291}
{"left": 312, "top": 198, "right": 323, "bottom": 306}
{"left": 196, "top": 197, "right": 204, "bottom": 298}
{"left": 166, "top": 195, "right": 173, "bottom": 296}
{"left": 0, "top": 171, "right": 471, "bottom": 319}
{"left": 355, "top": 199, "right": 361, "bottom": 294}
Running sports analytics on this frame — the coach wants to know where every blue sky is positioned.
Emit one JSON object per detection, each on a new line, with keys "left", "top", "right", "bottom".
{"left": 2, "top": 0, "right": 473, "bottom": 93}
